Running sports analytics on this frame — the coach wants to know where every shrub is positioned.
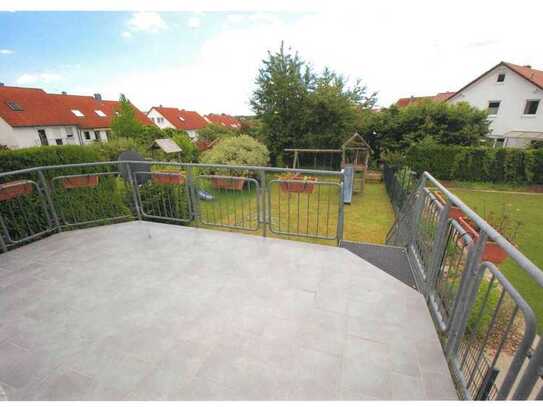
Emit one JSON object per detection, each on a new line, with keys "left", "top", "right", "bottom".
{"left": 199, "top": 135, "right": 270, "bottom": 175}
{"left": 197, "top": 123, "right": 240, "bottom": 142}
{"left": 163, "top": 129, "right": 199, "bottom": 162}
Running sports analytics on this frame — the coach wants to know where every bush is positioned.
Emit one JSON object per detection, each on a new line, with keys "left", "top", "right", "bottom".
{"left": 405, "top": 144, "right": 543, "bottom": 184}
{"left": 163, "top": 129, "right": 199, "bottom": 162}
{"left": 199, "top": 135, "right": 270, "bottom": 175}
{"left": 197, "top": 123, "right": 240, "bottom": 142}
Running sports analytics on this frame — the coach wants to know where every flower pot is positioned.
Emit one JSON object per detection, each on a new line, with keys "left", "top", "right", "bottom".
{"left": 457, "top": 217, "right": 509, "bottom": 264}
{"left": 211, "top": 177, "right": 246, "bottom": 191}
{"left": 434, "top": 190, "right": 464, "bottom": 221}
{"left": 152, "top": 172, "right": 185, "bottom": 185}
{"left": 0, "top": 180, "right": 33, "bottom": 202}
{"left": 279, "top": 176, "right": 317, "bottom": 193}
{"left": 62, "top": 175, "right": 99, "bottom": 189}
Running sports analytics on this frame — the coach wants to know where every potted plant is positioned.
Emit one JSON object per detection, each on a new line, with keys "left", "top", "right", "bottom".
{"left": 62, "top": 174, "right": 99, "bottom": 189}
{"left": 210, "top": 176, "right": 246, "bottom": 191}
{"left": 152, "top": 171, "right": 186, "bottom": 185}
{"left": 433, "top": 190, "right": 464, "bottom": 221}
{"left": 279, "top": 174, "right": 317, "bottom": 193}
{"left": 0, "top": 180, "right": 33, "bottom": 202}
{"left": 457, "top": 210, "right": 521, "bottom": 265}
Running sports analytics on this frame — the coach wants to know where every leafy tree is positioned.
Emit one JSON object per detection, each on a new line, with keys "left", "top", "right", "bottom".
{"left": 163, "top": 128, "right": 199, "bottom": 162}
{"left": 197, "top": 123, "right": 240, "bottom": 142}
{"left": 251, "top": 43, "right": 376, "bottom": 164}
{"left": 360, "top": 100, "right": 490, "bottom": 159}
{"left": 111, "top": 94, "right": 144, "bottom": 140}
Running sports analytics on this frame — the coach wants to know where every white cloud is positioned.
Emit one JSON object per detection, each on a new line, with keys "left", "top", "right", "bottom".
{"left": 126, "top": 12, "right": 167, "bottom": 33}
{"left": 0, "top": 49, "right": 14, "bottom": 55}
{"left": 121, "top": 31, "right": 132, "bottom": 38}
{"left": 99, "top": 4, "right": 543, "bottom": 115}
{"left": 17, "top": 72, "right": 62, "bottom": 85}
{"left": 187, "top": 16, "right": 201, "bottom": 29}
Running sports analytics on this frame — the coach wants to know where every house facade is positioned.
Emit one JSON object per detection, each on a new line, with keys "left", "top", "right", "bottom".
{"left": 0, "top": 85, "right": 153, "bottom": 149}
{"left": 446, "top": 62, "right": 543, "bottom": 148}
{"left": 147, "top": 106, "right": 208, "bottom": 139}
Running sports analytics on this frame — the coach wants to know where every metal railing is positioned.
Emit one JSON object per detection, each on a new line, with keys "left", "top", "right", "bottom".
{"left": 0, "top": 160, "right": 345, "bottom": 253}
{"left": 386, "top": 170, "right": 543, "bottom": 400}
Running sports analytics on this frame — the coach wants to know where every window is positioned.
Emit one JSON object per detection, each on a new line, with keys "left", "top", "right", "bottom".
{"left": 523, "top": 100, "right": 540, "bottom": 115}
{"left": 95, "top": 110, "right": 107, "bottom": 117}
{"left": 55, "top": 138, "right": 63, "bottom": 145}
{"left": 497, "top": 73, "right": 506, "bottom": 83}
{"left": 488, "top": 101, "right": 501, "bottom": 115}
{"left": 105, "top": 130, "right": 111, "bottom": 139}
{"left": 38, "top": 129, "right": 48, "bottom": 146}
{"left": 94, "top": 131, "right": 101, "bottom": 141}
{"left": 84, "top": 131, "right": 91, "bottom": 140}
{"left": 495, "top": 138, "right": 505, "bottom": 148}
{"left": 64, "top": 127, "right": 73, "bottom": 138}
{"left": 71, "top": 109, "right": 84, "bottom": 117}
{"left": 6, "top": 101, "right": 23, "bottom": 111}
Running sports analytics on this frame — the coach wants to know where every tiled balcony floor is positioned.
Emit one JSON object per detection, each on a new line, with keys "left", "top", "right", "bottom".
{"left": 0, "top": 221, "right": 457, "bottom": 400}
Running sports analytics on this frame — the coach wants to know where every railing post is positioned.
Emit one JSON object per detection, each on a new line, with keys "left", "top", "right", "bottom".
{"left": 0, "top": 227, "right": 7, "bottom": 253}
{"left": 125, "top": 163, "right": 142, "bottom": 221}
{"left": 259, "top": 170, "right": 267, "bottom": 237}
{"left": 425, "top": 202, "right": 451, "bottom": 300}
{"left": 337, "top": 172, "right": 345, "bottom": 246}
{"left": 445, "top": 231, "right": 487, "bottom": 358}
{"left": 37, "top": 170, "right": 61, "bottom": 231}
{"left": 513, "top": 340, "right": 543, "bottom": 399}
{"left": 186, "top": 166, "right": 199, "bottom": 225}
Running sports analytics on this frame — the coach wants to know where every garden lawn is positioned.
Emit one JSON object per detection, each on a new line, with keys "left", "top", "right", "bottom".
{"left": 450, "top": 187, "right": 543, "bottom": 333}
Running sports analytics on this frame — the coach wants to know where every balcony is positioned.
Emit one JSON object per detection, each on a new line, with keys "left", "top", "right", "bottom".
{"left": 0, "top": 161, "right": 541, "bottom": 400}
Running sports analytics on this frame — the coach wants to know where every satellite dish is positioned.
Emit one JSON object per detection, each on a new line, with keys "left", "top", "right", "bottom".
{"left": 118, "top": 150, "right": 151, "bottom": 185}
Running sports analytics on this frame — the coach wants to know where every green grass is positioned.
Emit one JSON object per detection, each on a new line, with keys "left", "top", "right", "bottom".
{"left": 449, "top": 186, "right": 543, "bottom": 333}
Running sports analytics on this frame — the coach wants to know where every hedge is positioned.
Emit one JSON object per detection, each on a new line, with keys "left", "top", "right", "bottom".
{"left": 406, "top": 144, "right": 543, "bottom": 184}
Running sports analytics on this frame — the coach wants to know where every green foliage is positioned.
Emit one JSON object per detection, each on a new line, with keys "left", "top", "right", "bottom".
{"left": 251, "top": 42, "right": 375, "bottom": 164}
{"left": 360, "top": 100, "right": 490, "bottom": 159}
{"left": 405, "top": 144, "right": 543, "bottom": 184}
{"left": 165, "top": 129, "right": 199, "bottom": 162}
{"left": 200, "top": 135, "right": 270, "bottom": 175}
{"left": 110, "top": 94, "right": 144, "bottom": 140}
{"left": 197, "top": 123, "right": 240, "bottom": 142}
{"left": 530, "top": 140, "right": 543, "bottom": 149}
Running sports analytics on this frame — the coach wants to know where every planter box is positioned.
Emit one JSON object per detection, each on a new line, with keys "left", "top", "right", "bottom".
{"left": 457, "top": 217, "right": 509, "bottom": 264}
{"left": 279, "top": 176, "right": 317, "bottom": 193}
{"left": 211, "top": 177, "right": 245, "bottom": 191}
{"left": 62, "top": 175, "right": 99, "bottom": 189}
{"left": 0, "top": 181, "right": 33, "bottom": 202}
{"left": 152, "top": 172, "right": 185, "bottom": 185}
{"left": 434, "top": 190, "right": 464, "bottom": 221}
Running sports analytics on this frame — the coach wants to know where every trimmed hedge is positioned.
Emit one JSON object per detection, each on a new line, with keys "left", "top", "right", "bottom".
{"left": 406, "top": 144, "right": 543, "bottom": 184}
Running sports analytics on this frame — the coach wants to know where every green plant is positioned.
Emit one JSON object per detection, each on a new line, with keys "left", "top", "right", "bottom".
{"left": 197, "top": 123, "right": 239, "bottom": 142}
{"left": 199, "top": 135, "right": 270, "bottom": 176}
{"left": 110, "top": 94, "right": 144, "bottom": 140}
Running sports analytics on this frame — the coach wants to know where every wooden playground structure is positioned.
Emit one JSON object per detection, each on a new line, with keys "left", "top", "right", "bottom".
{"left": 285, "top": 133, "right": 372, "bottom": 204}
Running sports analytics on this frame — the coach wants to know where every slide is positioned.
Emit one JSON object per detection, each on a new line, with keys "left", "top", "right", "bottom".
{"left": 343, "top": 164, "right": 354, "bottom": 204}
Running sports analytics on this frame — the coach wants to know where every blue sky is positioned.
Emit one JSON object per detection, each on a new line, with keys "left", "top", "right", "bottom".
{"left": 1, "top": 6, "right": 542, "bottom": 115}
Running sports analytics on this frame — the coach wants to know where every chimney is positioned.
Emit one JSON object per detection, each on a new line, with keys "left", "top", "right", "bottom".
{"left": 61, "top": 91, "right": 67, "bottom": 95}
{"left": 94, "top": 93, "right": 102, "bottom": 101}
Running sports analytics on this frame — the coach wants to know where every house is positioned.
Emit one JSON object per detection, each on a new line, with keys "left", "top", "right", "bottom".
{"left": 446, "top": 62, "right": 543, "bottom": 147}
{"left": 396, "top": 92, "right": 455, "bottom": 107}
{"left": 204, "top": 113, "right": 241, "bottom": 129}
{"left": 147, "top": 106, "right": 208, "bottom": 139}
{"left": 0, "top": 85, "right": 153, "bottom": 149}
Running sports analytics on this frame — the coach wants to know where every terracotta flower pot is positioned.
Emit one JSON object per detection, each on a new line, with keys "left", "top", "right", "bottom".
{"left": 0, "top": 180, "right": 33, "bottom": 202}
{"left": 152, "top": 172, "right": 185, "bottom": 185}
{"left": 457, "top": 216, "right": 509, "bottom": 264}
{"left": 211, "top": 177, "right": 245, "bottom": 191}
{"left": 62, "top": 175, "right": 99, "bottom": 189}
{"left": 279, "top": 175, "right": 317, "bottom": 193}
{"left": 434, "top": 190, "right": 464, "bottom": 221}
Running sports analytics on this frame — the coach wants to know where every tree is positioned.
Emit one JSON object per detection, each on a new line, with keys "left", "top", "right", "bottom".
{"left": 251, "top": 43, "right": 376, "bottom": 164}
{"left": 197, "top": 123, "right": 240, "bottom": 142}
{"left": 111, "top": 94, "right": 144, "bottom": 140}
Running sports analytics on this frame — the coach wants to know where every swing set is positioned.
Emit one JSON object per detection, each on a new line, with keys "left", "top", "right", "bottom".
{"left": 284, "top": 133, "right": 372, "bottom": 204}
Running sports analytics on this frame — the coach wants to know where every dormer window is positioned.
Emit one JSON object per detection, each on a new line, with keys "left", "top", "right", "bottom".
{"left": 71, "top": 109, "right": 84, "bottom": 117}
{"left": 6, "top": 101, "right": 23, "bottom": 111}
{"left": 497, "top": 73, "right": 506, "bottom": 83}
{"left": 179, "top": 116, "right": 185, "bottom": 121}
{"left": 95, "top": 110, "right": 106, "bottom": 117}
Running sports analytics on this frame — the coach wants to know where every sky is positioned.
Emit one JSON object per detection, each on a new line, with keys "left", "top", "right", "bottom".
{"left": 1, "top": 3, "right": 543, "bottom": 115}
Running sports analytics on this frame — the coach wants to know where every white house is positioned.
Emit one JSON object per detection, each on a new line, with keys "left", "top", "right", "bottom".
{"left": 446, "top": 62, "right": 543, "bottom": 148}
{"left": 0, "top": 85, "right": 153, "bottom": 149}
{"left": 147, "top": 106, "right": 208, "bottom": 139}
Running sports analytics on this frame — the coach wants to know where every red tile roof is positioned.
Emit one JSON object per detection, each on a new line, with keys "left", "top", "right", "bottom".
{"left": 151, "top": 106, "right": 208, "bottom": 131}
{"left": 0, "top": 85, "right": 153, "bottom": 129}
{"left": 204, "top": 113, "right": 241, "bottom": 129}
{"left": 396, "top": 91, "right": 455, "bottom": 107}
